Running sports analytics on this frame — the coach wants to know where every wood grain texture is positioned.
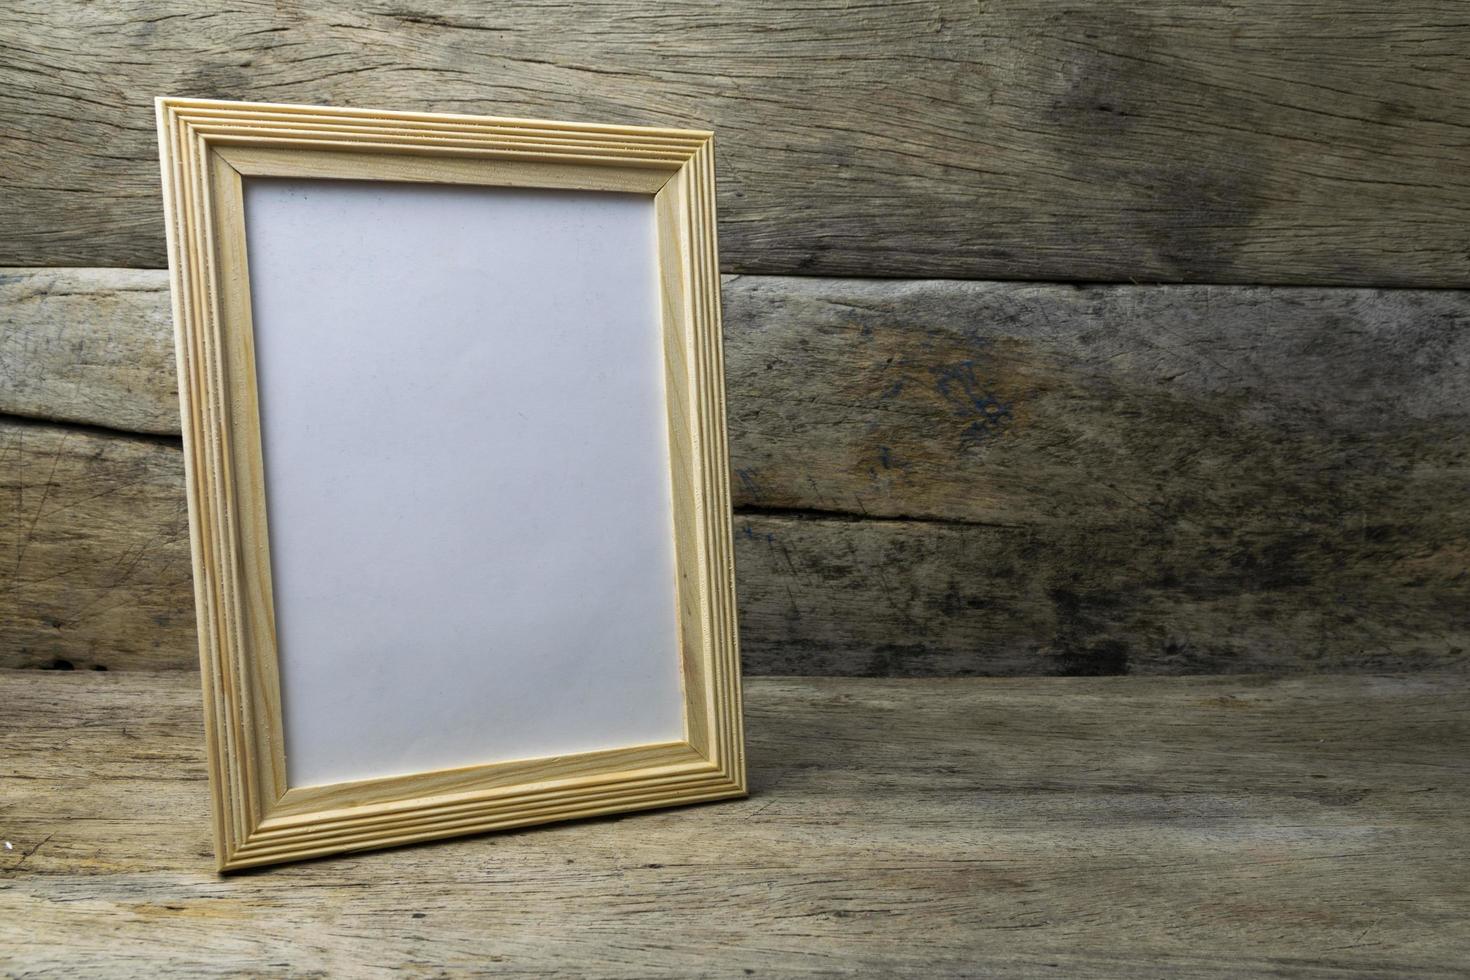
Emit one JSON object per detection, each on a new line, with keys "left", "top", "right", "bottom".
{"left": 725, "top": 276, "right": 1470, "bottom": 675}
{"left": 725, "top": 278, "right": 1470, "bottom": 527}
{"left": 735, "top": 512, "right": 1469, "bottom": 677}
{"left": 1, "top": 417, "right": 194, "bottom": 672}
{"left": 0, "top": 268, "right": 178, "bottom": 434}
{"left": 4, "top": 270, "right": 1466, "bottom": 675}
{"left": 2, "top": 1, "right": 1468, "bottom": 284}
{"left": 3, "top": 669, "right": 1468, "bottom": 977}
{"left": 3, "top": 415, "right": 1464, "bottom": 677}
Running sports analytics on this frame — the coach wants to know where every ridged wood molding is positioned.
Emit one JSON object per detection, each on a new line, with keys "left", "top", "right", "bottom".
{"left": 156, "top": 97, "right": 744, "bottom": 871}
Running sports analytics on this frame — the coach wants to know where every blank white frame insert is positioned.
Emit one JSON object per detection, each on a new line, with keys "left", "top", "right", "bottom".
{"left": 241, "top": 179, "right": 685, "bottom": 788}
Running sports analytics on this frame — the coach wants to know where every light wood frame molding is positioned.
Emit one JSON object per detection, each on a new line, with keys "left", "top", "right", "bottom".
{"left": 155, "top": 97, "right": 744, "bottom": 872}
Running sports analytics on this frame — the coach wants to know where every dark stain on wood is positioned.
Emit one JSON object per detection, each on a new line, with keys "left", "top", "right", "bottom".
{"left": 1037, "top": 6, "right": 1275, "bottom": 281}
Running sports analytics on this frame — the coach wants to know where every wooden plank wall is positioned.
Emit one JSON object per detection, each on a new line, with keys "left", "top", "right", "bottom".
{"left": 2, "top": 3, "right": 1467, "bottom": 676}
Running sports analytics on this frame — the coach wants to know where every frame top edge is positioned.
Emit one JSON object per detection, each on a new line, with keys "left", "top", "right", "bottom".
{"left": 154, "top": 96, "right": 715, "bottom": 142}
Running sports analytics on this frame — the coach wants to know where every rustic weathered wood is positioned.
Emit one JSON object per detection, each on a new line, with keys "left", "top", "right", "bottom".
{"left": 11, "top": 271, "right": 1469, "bottom": 522}
{"left": 724, "top": 276, "right": 1470, "bottom": 674}
{"left": 2, "top": 669, "right": 1467, "bottom": 976}
{"left": 734, "top": 512, "right": 1470, "bottom": 676}
{"left": 1, "top": 418, "right": 194, "bottom": 672}
{"left": 725, "top": 277, "right": 1470, "bottom": 527}
{"left": 5, "top": 412, "right": 1464, "bottom": 676}
{"left": 4, "top": 271, "right": 1467, "bottom": 675}
{"left": 0, "top": 268, "right": 178, "bottom": 434}
{"left": 2, "top": 2, "right": 1468, "bottom": 284}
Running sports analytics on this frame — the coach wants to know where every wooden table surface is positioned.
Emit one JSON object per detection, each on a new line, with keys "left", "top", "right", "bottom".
{"left": 2, "top": 669, "right": 1467, "bottom": 977}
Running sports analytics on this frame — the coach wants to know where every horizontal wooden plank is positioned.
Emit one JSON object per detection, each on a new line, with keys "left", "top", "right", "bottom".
{"left": 0, "top": 268, "right": 178, "bottom": 434}
{"left": 736, "top": 512, "right": 1469, "bottom": 676}
{"left": 2, "top": 2, "right": 1468, "bottom": 283}
{"left": 10, "top": 270, "right": 1470, "bottom": 519}
{"left": 4, "top": 669, "right": 1468, "bottom": 977}
{"left": 4, "top": 270, "right": 1467, "bottom": 674}
{"left": 724, "top": 277, "right": 1470, "bottom": 525}
{"left": 4, "top": 414, "right": 1465, "bottom": 675}
{"left": 1, "top": 419, "right": 195, "bottom": 671}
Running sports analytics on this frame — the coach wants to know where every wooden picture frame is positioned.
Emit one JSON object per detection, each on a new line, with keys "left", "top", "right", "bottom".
{"left": 155, "top": 97, "right": 744, "bottom": 872}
